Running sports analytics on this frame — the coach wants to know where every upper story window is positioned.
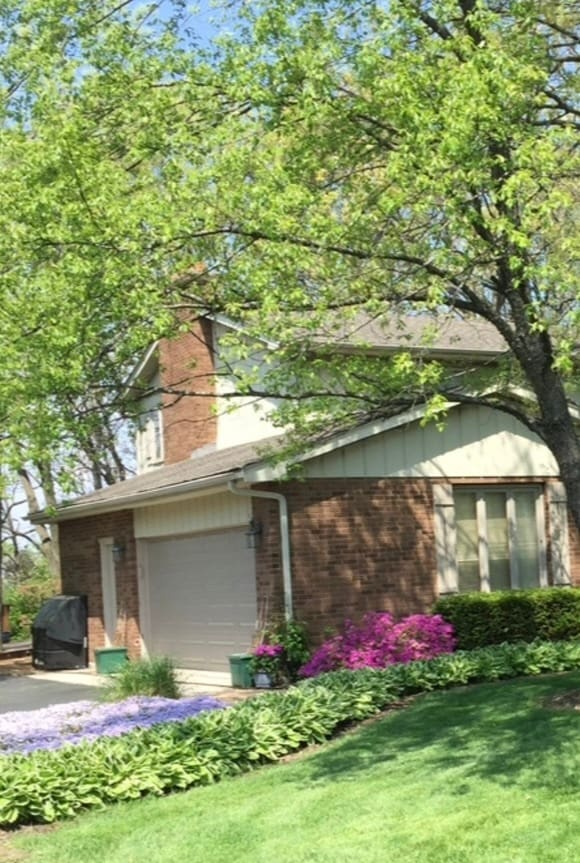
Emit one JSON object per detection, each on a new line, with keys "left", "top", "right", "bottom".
{"left": 136, "top": 408, "right": 164, "bottom": 473}
{"left": 454, "top": 487, "right": 547, "bottom": 592}
{"left": 135, "top": 371, "right": 164, "bottom": 473}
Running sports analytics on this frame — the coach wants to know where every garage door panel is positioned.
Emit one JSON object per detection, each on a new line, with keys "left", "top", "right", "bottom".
{"left": 145, "top": 530, "right": 257, "bottom": 672}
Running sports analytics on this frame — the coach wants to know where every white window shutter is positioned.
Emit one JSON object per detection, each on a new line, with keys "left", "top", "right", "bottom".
{"left": 548, "top": 481, "right": 571, "bottom": 586}
{"left": 434, "top": 483, "right": 458, "bottom": 595}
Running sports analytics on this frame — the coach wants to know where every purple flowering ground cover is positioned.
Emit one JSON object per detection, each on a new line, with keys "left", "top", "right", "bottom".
{"left": 0, "top": 695, "right": 226, "bottom": 756}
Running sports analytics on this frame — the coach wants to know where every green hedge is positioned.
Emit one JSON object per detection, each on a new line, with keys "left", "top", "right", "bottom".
{"left": 2, "top": 639, "right": 580, "bottom": 827}
{"left": 433, "top": 588, "right": 580, "bottom": 650}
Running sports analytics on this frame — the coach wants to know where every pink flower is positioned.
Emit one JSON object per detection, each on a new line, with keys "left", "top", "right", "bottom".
{"left": 299, "top": 612, "right": 456, "bottom": 677}
{"left": 253, "top": 643, "right": 284, "bottom": 658}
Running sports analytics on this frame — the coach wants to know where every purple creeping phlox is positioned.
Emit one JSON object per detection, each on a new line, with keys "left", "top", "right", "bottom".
{"left": 0, "top": 695, "right": 226, "bottom": 756}
{"left": 299, "top": 612, "right": 456, "bottom": 677}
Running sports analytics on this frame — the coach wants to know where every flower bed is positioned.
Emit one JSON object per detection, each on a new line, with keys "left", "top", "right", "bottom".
{"left": 2, "top": 640, "right": 580, "bottom": 826}
{"left": 0, "top": 695, "right": 226, "bottom": 755}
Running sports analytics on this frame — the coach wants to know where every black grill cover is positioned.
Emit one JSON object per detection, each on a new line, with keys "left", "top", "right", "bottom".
{"left": 32, "top": 595, "right": 88, "bottom": 670}
{"left": 33, "top": 595, "right": 87, "bottom": 644}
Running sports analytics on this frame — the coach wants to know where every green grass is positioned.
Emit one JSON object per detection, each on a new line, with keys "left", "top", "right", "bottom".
{"left": 10, "top": 671, "right": 580, "bottom": 863}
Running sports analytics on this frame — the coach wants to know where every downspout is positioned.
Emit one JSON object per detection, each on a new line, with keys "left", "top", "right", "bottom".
{"left": 228, "top": 480, "right": 293, "bottom": 621}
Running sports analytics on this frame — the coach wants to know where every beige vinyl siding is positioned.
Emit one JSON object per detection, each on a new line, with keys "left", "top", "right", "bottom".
{"left": 134, "top": 492, "right": 251, "bottom": 539}
{"left": 213, "top": 322, "right": 281, "bottom": 449}
{"left": 304, "top": 405, "right": 559, "bottom": 479}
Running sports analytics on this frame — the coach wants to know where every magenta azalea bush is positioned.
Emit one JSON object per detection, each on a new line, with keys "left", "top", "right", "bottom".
{"left": 0, "top": 695, "right": 225, "bottom": 756}
{"left": 299, "top": 612, "right": 456, "bottom": 678}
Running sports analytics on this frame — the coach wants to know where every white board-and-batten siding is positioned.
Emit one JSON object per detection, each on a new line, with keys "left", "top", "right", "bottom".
{"left": 303, "top": 404, "right": 559, "bottom": 479}
{"left": 134, "top": 492, "right": 251, "bottom": 539}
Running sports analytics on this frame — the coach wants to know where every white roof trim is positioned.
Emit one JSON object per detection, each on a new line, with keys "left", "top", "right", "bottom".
{"left": 125, "top": 341, "right": 159, "bottom": 391}
{"left": 210, "top": 311, "right": 279, "bottom": 350}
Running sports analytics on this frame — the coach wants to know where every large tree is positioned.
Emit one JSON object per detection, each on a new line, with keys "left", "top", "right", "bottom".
{"left": 1, "top": 2, "right": 580, "bottom": 520}
{"left": 182, "top": 0, "right": 580, "bottom": 521}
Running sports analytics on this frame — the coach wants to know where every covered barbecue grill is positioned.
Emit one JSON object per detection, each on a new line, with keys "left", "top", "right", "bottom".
{"left": 32, "top": 595, "right": 88, "bottom": 670}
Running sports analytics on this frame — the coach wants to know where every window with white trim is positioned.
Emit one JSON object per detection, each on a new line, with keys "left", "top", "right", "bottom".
{"left": 454, "top": 486, "right": 547, "bottom": 592}
{"left": 135, "top": 370, "right": 164, "bottom": 473}
{"left": 136, "top": 408, "right": 164, "bottom": 473}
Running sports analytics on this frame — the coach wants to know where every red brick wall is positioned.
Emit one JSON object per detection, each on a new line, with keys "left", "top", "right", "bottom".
{"left": 253, "top": 497, "right": 285, "bottom": 630}
{"left": 253, "top": 478, "right": 437, "bottom": 644}
{"left": 159, "top": 317, "right": 217, "bottom": 463}
{"left": 59, "top": 510, "right": 141, "bottom": 661}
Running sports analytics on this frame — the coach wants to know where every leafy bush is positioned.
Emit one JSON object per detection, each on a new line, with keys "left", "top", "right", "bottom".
{"left": 3, "top": 568, "right": 58, "bottom": 641}
{"left": 270, "top": 619, "right": 311, "bottom": 680}
{"left": 299, "top": 612, "right": 455, "bottom": 677}
{"left": 2, "top": 639, "right": 580, "bottom": 826}
{"left": 102, "top": 657, "right": 181, "bottom": 701}
{"left": 255, "top": 618, "right": 311, "bottom": 682}
{"left": 434, "top": 588, "right": 580, "bottom": 651}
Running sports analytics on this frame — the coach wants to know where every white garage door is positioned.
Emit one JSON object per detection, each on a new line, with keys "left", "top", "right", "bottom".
{"left": 145, "top": 529, "right": 257, "bottom": 672}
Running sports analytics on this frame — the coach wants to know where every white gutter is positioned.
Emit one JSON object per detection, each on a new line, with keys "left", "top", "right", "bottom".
{"left": 228, "top": 480, "right": 293, "bottom": 621}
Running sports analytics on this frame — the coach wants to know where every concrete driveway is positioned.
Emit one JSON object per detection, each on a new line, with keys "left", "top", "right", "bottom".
{"left": 0, "top": 670, "right": 103, "bottom": 714}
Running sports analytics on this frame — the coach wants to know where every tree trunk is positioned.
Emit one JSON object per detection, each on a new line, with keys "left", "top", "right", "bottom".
{"left": 514, "top": 333, "right": 580, "bottom": 531}
{"left": 18, "top": 469, "right": 60, "bottom": 579}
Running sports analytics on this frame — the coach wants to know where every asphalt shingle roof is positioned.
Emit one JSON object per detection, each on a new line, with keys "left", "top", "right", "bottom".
{"left": 316, "top": 313, "right": 507, "bottom": 355}
{"left": 46, "top": 438, "right": 278, "bottom": 519}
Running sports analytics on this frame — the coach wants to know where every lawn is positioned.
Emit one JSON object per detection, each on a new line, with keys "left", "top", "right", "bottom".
{"left": 7, "top": 670, "right": 580, "bottom": 863}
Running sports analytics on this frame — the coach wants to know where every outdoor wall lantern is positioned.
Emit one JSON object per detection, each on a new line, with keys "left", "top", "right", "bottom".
{"left": 112, "top": 541, "right": 126, "bottom": 564}
{"left": 245, "top": 519, "right": 263, "bottom": 550}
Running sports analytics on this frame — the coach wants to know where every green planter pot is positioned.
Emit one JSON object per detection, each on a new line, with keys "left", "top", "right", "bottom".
{"left": 95, "top": 647, "right": 129, "bottom": 674}
{"left": 229, "top": 653, "right": 254, "bottom": 688}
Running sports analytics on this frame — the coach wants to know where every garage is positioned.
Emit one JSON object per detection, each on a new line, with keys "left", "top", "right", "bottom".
{"left": 144, "top": 528, "right": 257, "bottom": 673}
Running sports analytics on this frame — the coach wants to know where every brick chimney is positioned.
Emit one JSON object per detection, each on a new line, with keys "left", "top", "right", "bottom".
{"left": 158, "top": 317, "right": 217, "bottom": 464}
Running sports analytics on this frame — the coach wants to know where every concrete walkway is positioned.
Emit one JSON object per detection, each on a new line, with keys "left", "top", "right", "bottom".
{"left": 0, "top": 661, "right": 254, "bottom": 714}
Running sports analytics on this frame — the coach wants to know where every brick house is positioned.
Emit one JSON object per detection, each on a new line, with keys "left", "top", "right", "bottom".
{"left": 33, "top": 314, "right": 579, "bottom": 684}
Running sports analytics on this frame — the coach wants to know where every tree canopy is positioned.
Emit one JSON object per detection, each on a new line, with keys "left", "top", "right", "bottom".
{"left": 1, "top": 1, "right": 579, "bottom": 517}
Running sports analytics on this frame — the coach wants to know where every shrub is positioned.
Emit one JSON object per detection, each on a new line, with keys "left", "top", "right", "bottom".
{"left": 270, "top": 619, "right": 311, "bottom": 680}
{"left": 299, "top": 612, "right": 455, "bottom": 677}
{"left": 433, "top": 588, "right": 580, "bottom": 651}
{"left": 2, "top": 639, "right": 580, "bottom": 826}
{"left": 3, "top": 569, "right": 58, "bottom": 641}
{"left": 102, "top": 656, "right": 181, "bottom": 701}
{"left": 253, "top": 618, "right": 311, "bottom": 683}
